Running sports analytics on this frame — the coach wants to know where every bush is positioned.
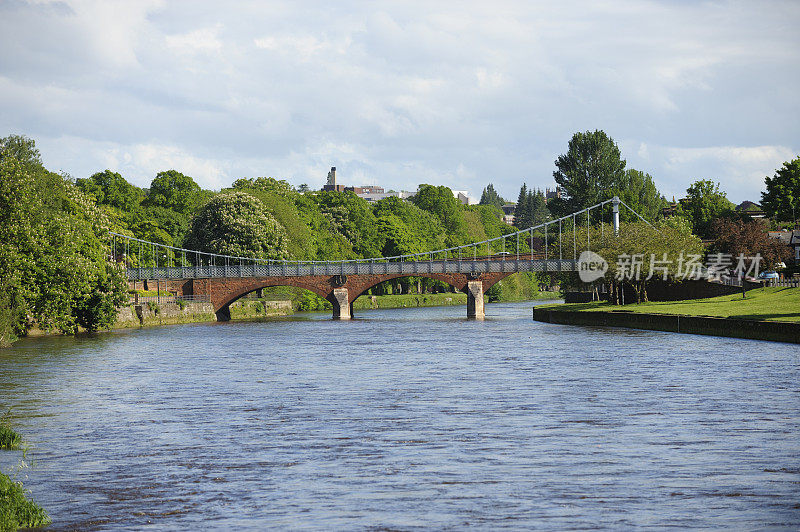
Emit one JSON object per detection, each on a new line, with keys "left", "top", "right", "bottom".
{"left": 0, "top": 469, "right": 51, "bottom": 531}
{"left": 0, "top": 425, "right": 21, "bottom": 451}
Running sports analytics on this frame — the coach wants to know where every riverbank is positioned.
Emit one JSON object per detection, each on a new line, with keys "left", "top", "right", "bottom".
{"left": 19, "top": 289, "right": 562, "bottom": 342}
{"left": 533, "top": 287, "right": 800, "bottom": 344}
{"left": 0, "top": 420, "right": 50, "bottom": 531}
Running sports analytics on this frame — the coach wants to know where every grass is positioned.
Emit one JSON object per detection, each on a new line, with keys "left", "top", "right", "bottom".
{"left": 0, "top": 469, "right": 51, "bottom": 531}
{"left": 0, "top": 413, "right": 21, "bottom": 451}
{"left": 0, "top": 426, "right": 21, "bottom": 451}
{"left": 0, "top": 417, "right": 50, "bottom": 531}
{"left": 543, "top": 286, "right": 800, "bottom": 323}
{"left": 353, "top": 292, "right": 467, "bottom": 310}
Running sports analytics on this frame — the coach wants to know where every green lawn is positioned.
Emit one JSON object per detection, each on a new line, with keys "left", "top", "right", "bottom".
{"left": 544, "top": 286, "right": 800, "bottom": 323}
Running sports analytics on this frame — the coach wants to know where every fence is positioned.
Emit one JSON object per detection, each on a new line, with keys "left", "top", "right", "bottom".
{"left": 767, "top": 278, "right": 800, "bottom": 288}
{"left": 129, "top": 294, "right": 211, "bottom": 304}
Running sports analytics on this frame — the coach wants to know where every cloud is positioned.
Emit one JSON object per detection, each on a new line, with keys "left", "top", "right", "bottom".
{"left": 625, "top": 142, "right": 796, "bottom": 203}
{"left": 1, "top": 0, "right": 798, "bottom": 205}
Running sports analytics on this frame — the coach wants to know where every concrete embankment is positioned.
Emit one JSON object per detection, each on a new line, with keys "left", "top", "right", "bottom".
{"left": 115, "top": 300, "right": 293, "bottom": 329}
{"left": 533, "top": 307, "right": 800, "bottom": 344}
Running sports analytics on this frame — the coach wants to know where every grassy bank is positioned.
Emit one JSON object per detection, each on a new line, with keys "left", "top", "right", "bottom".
{"left": 543, "top": 286, "right": 800, "bottom": 323}
{"left": 354, "top": 292, "right": 467, "bottom": 310}
{"left": 0, "top": 419, "right": 50, "bottom": 531}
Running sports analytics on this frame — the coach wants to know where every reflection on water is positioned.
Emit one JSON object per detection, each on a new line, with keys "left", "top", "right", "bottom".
{"left": 1, "top": 302, "right": 798, "bottom": 529}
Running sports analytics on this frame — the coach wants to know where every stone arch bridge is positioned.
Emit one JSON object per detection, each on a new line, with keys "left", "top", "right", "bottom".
{"left": 129, "top": 256, "right": 565, "bottom": 320}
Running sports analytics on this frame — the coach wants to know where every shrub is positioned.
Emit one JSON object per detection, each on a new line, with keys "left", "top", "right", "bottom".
{"left": 0, "top": 469, "right": 51, "bottom": 530}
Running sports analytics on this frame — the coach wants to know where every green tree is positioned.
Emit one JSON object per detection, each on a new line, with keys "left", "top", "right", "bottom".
{"left": 761, "top": 157, "right": 800, "bottom": 223}
{"left": 75, "top": 170, "right": 144, "bottom": 212}
{"left": 184, "top": 192, "right": 289, "bottom": 260}
{"left": 0, "top": 135, "right": 127, "bottom": 341}
{"left": 411, "top": 185, "right": 467, "bottom": 245}
{"left": 513, "top": 185, "right": 549, "bottom": 229}
{"left": 551, "top": 130, "right": 626, "bottom": 216}
{"left": 232, "top": 176, "right": 294, "bottom": 197}
{"left": 230, "top": 179, "right": 316, "bottom": 259}
{"left": 144, "top": 170, "right": 207, "bottom": 216}
{"left": 513, "top": 184, "right": 531, "bottom": 229}
{"left": 479, "top": 183, "right": 505, "bottom": 209}
{"left": 611, "top": 169, "right": 666, "bottom": 222}
{"left": 315, "top": 191, "right": 382, "bottom": 257}
{"left": 373, "top": 196, "right": 446, "bottom": 254}
{"left": 530, "top": 188, "right": 550, "bottom": 226}
{"left": 560, "top": 220, "right": 703, "bottom": 304}
{"left": 677, "top": 180, "right": 735, "bottom": 238}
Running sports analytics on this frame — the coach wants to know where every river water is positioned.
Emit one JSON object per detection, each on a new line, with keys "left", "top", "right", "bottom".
{"left": 1, "top": 302, "right": 799, "bottom": 530}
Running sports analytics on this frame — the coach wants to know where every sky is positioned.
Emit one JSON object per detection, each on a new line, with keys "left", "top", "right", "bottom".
{"left": 1, "top": 1, "right": 798, "bottom": 204}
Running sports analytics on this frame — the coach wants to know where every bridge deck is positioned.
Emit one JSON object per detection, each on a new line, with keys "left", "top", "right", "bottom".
{"left": 125, "top": 258, "right": 578, "bottom": 280}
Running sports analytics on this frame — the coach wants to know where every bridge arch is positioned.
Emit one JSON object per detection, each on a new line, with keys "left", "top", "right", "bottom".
{"left": 210, "top": 277, "right": 333, "bottom": 321}
{"left": 198, "top": 271, "right": 515, "bottom": 321}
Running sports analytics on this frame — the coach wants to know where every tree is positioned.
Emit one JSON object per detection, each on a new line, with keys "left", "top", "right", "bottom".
{"left": 0, "top": 135, "right": 127, "bottom": 341}
{"left": 230, "top": 180, "right": 316, "bottom": 259}
{"left": 530, "top": 188, "right": 550, "bottom": 226}
{"left": 513, "top": 185, "right": 549, "bottom": 230}
{"left": 184, "top": 192, "right": 289, "bottom": 260}
{"left": 232, "top": 176, "right": 294, "bottom": 197}
{"left": 513, "top": 184, "right": 531, "bottom": 229}
{"left": 479, "top": 183, "right": 505, "bottom": 209}
{"left": 761, "top": 157, "right": 800, "bottom": 223}
{"left": 373, "top": 196, "right": 446, "bottom": 254}
{"left": 611, "top": 169, "right": 666, "bottom": 222}
{"left": 551, "top": 130, "right": 626, "bottom": 216}
{"left": 315, "top": 191, "right": 382, "bottom": 257}
{"left": 411, "top": 185, "right": 467, "bottom": 245}
{"left": 677, "top": 180, "right": 735, "bottom": 238}
{"left": 561, "top": 220, "right": 703, "bottom": 304}
{"left": 708, "top": 218, "right": 791, "bottom": 270}
{"left": 144, "top": 170, "right": 207, "bottom": 216}
{"left": 75, "top": 170, "right": 144, "bottom": 212}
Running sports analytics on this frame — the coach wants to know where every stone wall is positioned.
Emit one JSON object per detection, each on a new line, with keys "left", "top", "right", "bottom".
{"left": 115, "top": 301, "right": 216, "bottom": 328}
{"left": 533, "top": 307, "right": 800, "bottom": 344}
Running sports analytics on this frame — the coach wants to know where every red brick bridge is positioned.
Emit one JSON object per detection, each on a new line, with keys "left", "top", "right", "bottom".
{"left": 147, "top": 269, "right": 518, "bottom": 320}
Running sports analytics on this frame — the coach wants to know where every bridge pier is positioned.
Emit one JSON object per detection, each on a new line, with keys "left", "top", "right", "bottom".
{"left": 466, "top": 280, "right": 484, "bottom": 320}
{"left": 216, "top": 305, "right": 231, "bottom": 322}
{"left": 332, "top": 288, "right": 351, "bottom": 320}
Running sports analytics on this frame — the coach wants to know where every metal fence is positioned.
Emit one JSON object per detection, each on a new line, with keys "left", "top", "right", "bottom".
{"left": 129, "top": 294, "right": 211, "bottom": 304}
{"left": 767, "top": 278, "right": 800, "bottom": 288}
{"left": 123, "top": 258, "right": 579, "bottom": 280}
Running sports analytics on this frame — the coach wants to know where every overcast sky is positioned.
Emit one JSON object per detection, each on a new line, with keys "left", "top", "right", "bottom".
{"left": 1, "top": 1, "right": 798, "bottom": 204}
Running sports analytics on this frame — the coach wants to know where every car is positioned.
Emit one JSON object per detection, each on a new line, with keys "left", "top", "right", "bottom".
{"left": 758, "top": 271, "right": 779, "bottom": 280}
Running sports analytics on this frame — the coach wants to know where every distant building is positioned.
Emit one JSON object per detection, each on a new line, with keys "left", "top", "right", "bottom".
{"left": 768, "top": 229, "right": 800, "bottom": 264}
{"left": 736, "top": 200, "right": 766, "bottom": 218}
{"left": 544, "top": 187, "right": 563, "bottom": 203}
{"left": 322, "top": 167, "right": 347, "bottom": 192}
{"left": 501, "top": 203, "right": 516, "bottom": 225}
{"left": 351, "top": 186, "right": 390, "bottom": 202}
{"left": 452, "top": 190, "right": 476, "bottom": 205}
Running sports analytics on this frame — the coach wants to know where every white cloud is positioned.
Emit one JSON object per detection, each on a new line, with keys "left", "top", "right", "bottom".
{"left": 625, "top": 143, "right": 796, "bottom": 203}
{"left": 1, "top": 0, "right": 798, "bottom": 206}
{"left": 166, "top": 26, "right": 223, "bottom": 55}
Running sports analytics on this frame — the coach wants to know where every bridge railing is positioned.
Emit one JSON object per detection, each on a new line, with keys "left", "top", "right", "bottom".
{"left": 124, "top": 258, "right": 580, "bottom": 280}
{"left": 112, "top": 196, "right": 650, "bottom": 280}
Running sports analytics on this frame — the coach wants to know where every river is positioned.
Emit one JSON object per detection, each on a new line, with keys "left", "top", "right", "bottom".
{"left": 1, "top": 301, "right": 798, "bottom": 529}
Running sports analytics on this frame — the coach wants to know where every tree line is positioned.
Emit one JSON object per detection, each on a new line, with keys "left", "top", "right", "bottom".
{"left": 480, "top": 129, "right": 799, "bottom": 240}
{"left": 1, "top": 131, "right": 796, "bottom": 344}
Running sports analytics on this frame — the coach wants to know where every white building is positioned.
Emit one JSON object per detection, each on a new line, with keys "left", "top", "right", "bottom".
{"left": 452, "top": 190, "right": 476, "bottom": 205}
